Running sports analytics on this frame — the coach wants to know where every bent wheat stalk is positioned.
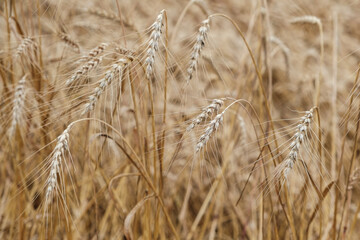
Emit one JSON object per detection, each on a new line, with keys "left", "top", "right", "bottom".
{"left": 290, "top": 15, "right": 323, "bottom": 106}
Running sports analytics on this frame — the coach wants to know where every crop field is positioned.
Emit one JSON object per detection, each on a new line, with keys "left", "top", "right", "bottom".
{"left": 0, "top": 0, "right": 360, "bottom": 239}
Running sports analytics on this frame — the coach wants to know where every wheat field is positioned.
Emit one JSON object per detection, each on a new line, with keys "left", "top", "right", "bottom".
{"left": 1, "top": 0, "right": 360, "bottom": 239}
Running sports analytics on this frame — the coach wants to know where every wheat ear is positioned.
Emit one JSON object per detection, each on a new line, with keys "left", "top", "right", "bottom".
{"left": 58, "top": 32, "right": 80, "bottom": 53}
{"left": 145, "top": 10, "right": 165, "bottom": 80}
{"left": 66, "top": 56, "right": 102, "bottom": 86}
{"left": 15, "top": 37, "right": 37, "bottom": 59}
{"left": 192, "top": 99, "right": 246, "bottom": 152}
{"left": 290, "top": 15, "right": 321, "bottom": 25}
{"left": 82, "top": 58, "right": 129, "bottom": 114}
{"left": 81, "top": 8, "right": 133, "bottom": 28}
{"left": 196, "top": 111, "right": 224, "bottom": 152}
{"left": 187, "top": 99, "right": 224, "bottom": 131}
{"left": 282, "top": 108, "right": 315, "bottom": 179}
{"left": 78, "top": 43, "right": 108, "bottom": 63}
{"left": 8, "top": 76, "right": 27, "bottom": 137}
{"left": 45, "top": 123, "right": 74, "bottom": 209}
{"left": 269, "top": 36, "right": 290, "bottom": 56}
{"left": 187, "top": 18, "right": 210, "bottom": 82}
{"left": 82, "top": 8, "right": 120, "bottom": 21}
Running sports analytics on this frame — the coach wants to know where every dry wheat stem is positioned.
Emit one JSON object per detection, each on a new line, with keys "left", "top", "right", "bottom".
{"left": 207, "top": 13, "right": 280, "bottom": 155}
